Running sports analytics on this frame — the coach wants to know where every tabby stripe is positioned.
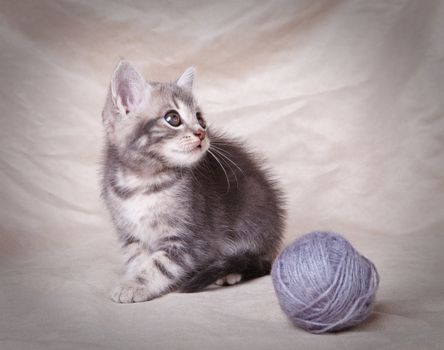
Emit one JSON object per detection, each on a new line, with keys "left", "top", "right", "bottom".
{"left": 162, "top": 248, "right": 190, "bottom": 270}
{"left": 173, "top": 90, "right": 194, "bottom": 108}
{"left": 153, "top": 258, "right": 175, "bottom": 279}
{"left": 162, "top": 236, "right": 187, "bottom": 244}
{"left": 148, "top": 136, "right": 163, "bottom": 146}
{"left": 110, "top": 182, "right": 137, "bottom": 199}
{"left": 122, "top": 236, "right": 140, "bottom": 248}
{"left": 139, "top": 150, "right": 167, "bottom": 163}
{"left": 143, "top": 178, "right": 178, "bottom": 195}
{"left": 136, "top": 276, "right": 148, "bottom": 285}
{"left": 126, "top": 252, "right": 140, "bottom": 265}
{"left": 172, "top": 96, "right": 179, "bottom": 110}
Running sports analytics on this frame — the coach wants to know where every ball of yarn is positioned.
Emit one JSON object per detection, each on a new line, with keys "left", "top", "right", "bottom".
{"left": 271, "top": 231, "right": 379, "bottom": 333}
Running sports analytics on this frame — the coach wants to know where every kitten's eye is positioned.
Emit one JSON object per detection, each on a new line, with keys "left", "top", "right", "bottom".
{"left": 164, "top": 111, "right": 181, "bottom": 127}
{"left": 196, "top": 112, "right": 206, "bottom": 129}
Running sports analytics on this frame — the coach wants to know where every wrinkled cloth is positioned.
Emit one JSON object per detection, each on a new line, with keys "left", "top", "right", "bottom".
{"left": 0, "top": 1, "right": 443, "bottom": 349}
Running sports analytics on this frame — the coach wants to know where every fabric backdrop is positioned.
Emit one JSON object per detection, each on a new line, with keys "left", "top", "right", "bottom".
{"left": 0, "top": 0, "right": 443, "bottom": 349}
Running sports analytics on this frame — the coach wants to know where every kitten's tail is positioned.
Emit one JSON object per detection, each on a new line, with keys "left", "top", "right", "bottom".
{"left": 179, "top": 254, "right": 272, "bottom": 293}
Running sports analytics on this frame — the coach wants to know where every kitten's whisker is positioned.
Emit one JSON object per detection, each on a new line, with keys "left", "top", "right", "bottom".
{"left": 210, "top": 145, "right": 245, "bottom": 177}
{"left": 212, "top": 148, "right": 239, "bottom": 189}
{"left": 210, "top": 144, "right": 231, "bottom": 156}
{"left": 213, "top": 149, "right": 239, "bottom": 188}
{"left": 207, "top": 149, "right": 230, "bottom": 192}
{"left": 190, "top": 168, "right": 199, "bottom": 184}
{"left": 210, "top": 139, "right": 235, "bottom": 145}
{"left": 210, "top": 141, "right": 232, "bottom": 146}
{"left": 210, "top": 145, "right": 235, "bottom": 159}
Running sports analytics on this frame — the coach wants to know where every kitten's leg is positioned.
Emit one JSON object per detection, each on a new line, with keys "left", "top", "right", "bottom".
{"left": 215, "top": 274, "right": 242, "bottom": 286}
{"left": 111, "top": 240, "right": 188, "bottom": 303}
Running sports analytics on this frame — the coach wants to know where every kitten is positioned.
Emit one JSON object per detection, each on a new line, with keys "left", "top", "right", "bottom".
{"left": 101, "top": 60, "right": 285, "bottom": 303}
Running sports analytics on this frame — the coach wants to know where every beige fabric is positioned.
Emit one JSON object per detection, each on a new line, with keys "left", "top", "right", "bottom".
{"left": 1, "top": 0, "right": 444, "bottom": 349}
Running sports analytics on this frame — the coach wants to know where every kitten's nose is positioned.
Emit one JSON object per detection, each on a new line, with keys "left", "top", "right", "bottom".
{"left": 194, "top": 129, "right": 206, "bottom": 141}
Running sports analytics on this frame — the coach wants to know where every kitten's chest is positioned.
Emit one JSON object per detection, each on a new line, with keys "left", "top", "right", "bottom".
{"left": 117, "top": 188, "right": 185, "bottom": 246}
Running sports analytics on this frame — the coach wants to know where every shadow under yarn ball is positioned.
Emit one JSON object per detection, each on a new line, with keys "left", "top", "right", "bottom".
{"left": 271, "top": 231, "right": 379, "bottom": 334}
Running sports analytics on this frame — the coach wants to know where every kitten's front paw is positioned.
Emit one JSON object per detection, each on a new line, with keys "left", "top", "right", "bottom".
{"left": 215, "top": 273, "right": 242, "bottom": 286}
{"left": 111, "top": 281, "right": 152, "bottom": 303}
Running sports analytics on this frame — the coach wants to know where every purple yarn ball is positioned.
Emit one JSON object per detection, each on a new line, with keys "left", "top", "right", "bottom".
{"left": 271, "top": 231, "right": 379, "bottom": 333}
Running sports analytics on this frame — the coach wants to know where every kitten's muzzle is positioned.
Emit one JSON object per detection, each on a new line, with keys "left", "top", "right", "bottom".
{"left": 194, "top": 130, "right": 206, "bottom": 141}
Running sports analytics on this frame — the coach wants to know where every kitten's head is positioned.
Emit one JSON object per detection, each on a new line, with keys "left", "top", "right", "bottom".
{"left": 102, "top": 60, "right": 210, "bottom": 168}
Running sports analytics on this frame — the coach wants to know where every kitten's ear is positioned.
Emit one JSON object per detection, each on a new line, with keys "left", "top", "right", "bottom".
{"left": 176, "top": 66, "right": 195, "bottom": 90}
{"left": 111, "top": 59, "right": 149, "bottom": 115}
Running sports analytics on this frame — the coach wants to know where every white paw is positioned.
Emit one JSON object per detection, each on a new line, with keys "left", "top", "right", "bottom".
{"left": 215, "top": 273, "right": 242, "bottom": 286}
{"left": 110, "top": 281, "right": 152, "bottom": 303}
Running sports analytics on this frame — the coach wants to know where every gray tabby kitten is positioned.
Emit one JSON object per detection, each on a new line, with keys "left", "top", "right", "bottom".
{"left": 101, "top": 60, "right": 285, "bottom": 303}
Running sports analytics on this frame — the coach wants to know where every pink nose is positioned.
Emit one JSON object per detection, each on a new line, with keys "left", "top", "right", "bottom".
{"left": 194, "top": 130, "right": 206, "bottom": 141}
